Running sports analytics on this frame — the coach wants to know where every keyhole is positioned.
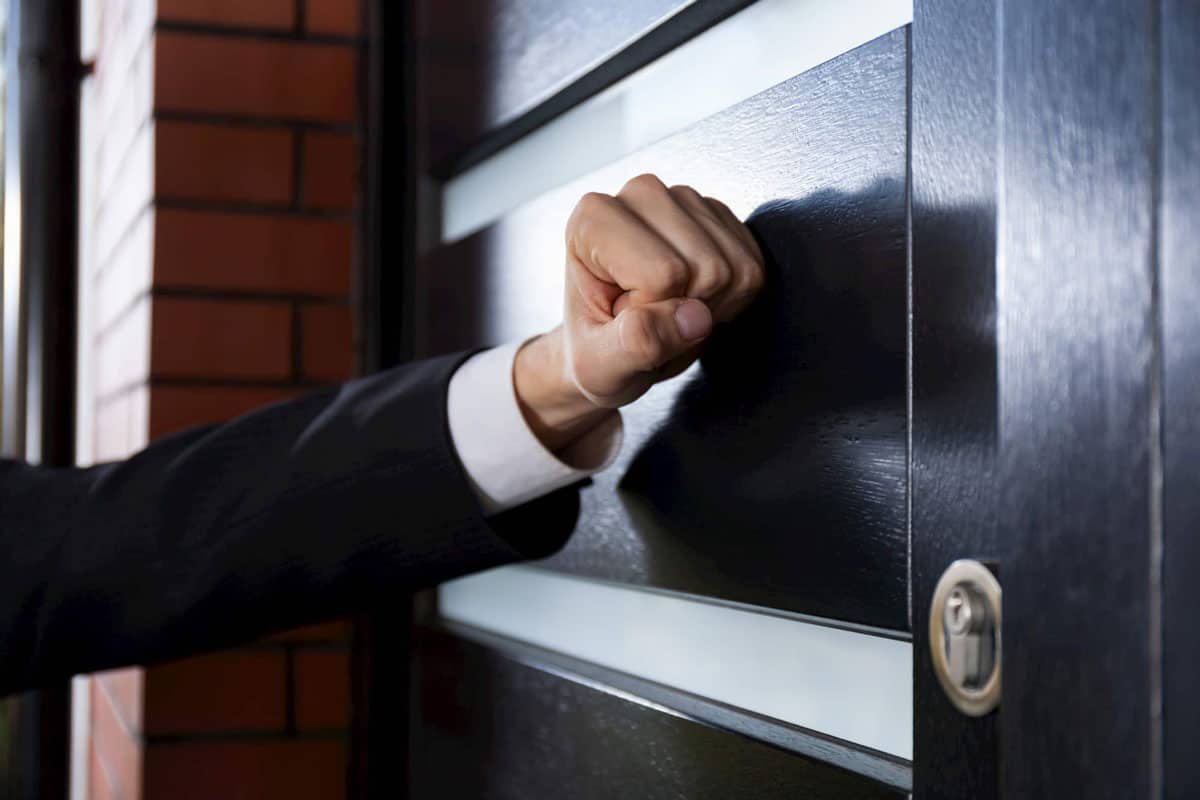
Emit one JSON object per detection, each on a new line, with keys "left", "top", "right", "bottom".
{"left": 940, "top": 583, "right": 995, "bottom": 691}
{"left": 945, "top": 587, "right": 970, "bottom": 634}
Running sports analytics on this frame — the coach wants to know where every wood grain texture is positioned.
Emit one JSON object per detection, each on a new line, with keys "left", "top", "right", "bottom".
{"left": 909, "top": 1, "right": 1000, "bottom": 796}
{"left": 419, "top": 0, "right": 750, "bottom": 171}
{"left": 1162, "top": 0, "right": 1200, "bottom": 796}
{"left": 409, "top": 625, "right": 905, "bottom": 799}
{"left": 420, "top": 31, "right": 909, "bottom": 630}
{"left": 996, "top": 1, "right": 1157, "bottom": 795}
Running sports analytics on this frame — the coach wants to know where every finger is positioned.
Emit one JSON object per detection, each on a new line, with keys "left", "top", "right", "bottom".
{"left": 705, "top": 195, "right": 764, "bottom": 265}
{"left": 705, "top": 200, "right": 766, "bottom": 320}
{"left": 707, "top": 196, "right": 766, "bottom": 315}
{"left": 565, "top": 191, "right": 689, "bottom": 310}
{"left": 565, "top": 254, "right": 625, "bottom": 328}
{"left": 573, "top": 297, "right": 713, "bottom": 405}
{"left": 617, "top": 174, "right": 731, "bottom": 302}
{"left": 667, "top": 185, "right": 753, "bottom": 319}
{"left": 669, "top": 186, "right": 765, "bottom": 320}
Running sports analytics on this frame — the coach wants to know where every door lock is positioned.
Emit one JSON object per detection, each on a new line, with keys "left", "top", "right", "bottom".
{"left": 929, "top": 559, "right": 1002, "bottom": 716}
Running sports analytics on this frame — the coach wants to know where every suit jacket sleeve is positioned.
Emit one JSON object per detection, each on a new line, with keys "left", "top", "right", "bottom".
{"left": 0, "top": 352, "right": 580, "bottom": 695}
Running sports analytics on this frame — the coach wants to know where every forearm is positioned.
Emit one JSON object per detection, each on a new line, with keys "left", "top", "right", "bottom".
{"left": 0, "top": 353, "right": 579, "bottom": 694}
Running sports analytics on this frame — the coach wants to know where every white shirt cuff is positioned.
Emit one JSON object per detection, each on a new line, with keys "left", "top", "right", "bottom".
{"left": 447, "top": 341, "right": 624, "bottom": 516}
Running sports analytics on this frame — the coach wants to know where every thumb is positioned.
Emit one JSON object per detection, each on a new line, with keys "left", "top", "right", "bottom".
{"left": 570, "top": 297, "right": 712, "bottom": 407}
{"left": 609, "top": 297, "right": 713, "bottom": 376}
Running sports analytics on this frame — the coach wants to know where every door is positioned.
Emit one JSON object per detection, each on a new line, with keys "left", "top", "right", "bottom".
{"left": 368, "top": 0, "right": 1200, "bottom": 796}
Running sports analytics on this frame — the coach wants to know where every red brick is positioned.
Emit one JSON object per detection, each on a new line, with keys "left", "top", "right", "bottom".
{"left": 299, "top": 304, "right": 353, "bottom": 381}
{"left": 301, "top": 132, "right": 356, "bottom": 210}
{"left": 151, "top": 297, "right": 292, "bottom": 380}
{"left": 144, "top": 740, "right": 346, "bottom": 800}
{"left": 305, "top": 0, "right": 361, "bottom": 36}
{"left": 92, "top": 679, "right": 144, "bottom": 800}
{"left": 294, "top": 649, "right": 351, "bottom": 730}
{"left": 156, "top": 120, "right": 293, "bottom": 205}
{"left": 154, "top": 209, "right": 352, "bottom": 295}
{"left": 158, "top": 0, "right": 296, "bottom": 29}
{"left": 144, "top": 651, "right": 288, "bottom": 735}
{"left": 266, "top": 621, "right": 352, "bottom": 643}
{"left": 149, "top": 385, "right": 300, "bottom": 439}
{"left": 156, "top": 33, "right": 356, "bottom": 122}
{"left": 97, "top": 668, "right": 145, "bottom": 734}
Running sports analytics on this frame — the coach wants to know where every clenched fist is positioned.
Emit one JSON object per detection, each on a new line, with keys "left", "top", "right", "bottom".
{"left": 514, "top": 173, "right": 765, "bottom": 454}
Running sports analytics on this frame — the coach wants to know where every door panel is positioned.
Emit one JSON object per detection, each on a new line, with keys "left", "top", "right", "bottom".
{"left": 420, "top": 30, "right": 909, "bottom": 630}
{"left": 410, "top": 626, "right": 906, "bottom": 800}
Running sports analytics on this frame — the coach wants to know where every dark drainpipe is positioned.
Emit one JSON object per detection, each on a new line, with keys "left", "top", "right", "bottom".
{"left": 1, "top": 0, "right": 83, "bottom": 797}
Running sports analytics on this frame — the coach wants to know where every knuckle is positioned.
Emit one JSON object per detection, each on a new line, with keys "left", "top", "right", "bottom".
{"left": 566, "top": 192, "right": 611, "bottom": 246}
{"left": 571, "top": 191, "right": 612, "bottom": 222}
{"left": 621, "top": 172, "right": 667, "bottom": 197}
{"left": 691, "top": 258, "right": 731, "bottom": 297}
{"left": 705, "top": 195, "right": 732, "bottom": 215}
{"left": 646, "top": 254, "right": 689, "bottom": 295}
{"left": 744, "top": 259, "right": 766, "bottom": 289}
{"left": 692, "top": 278, "right": 722, "bottom": 299}
{"left": 733, "top": 261, "right": 765, "bottom": 297}
{"left": 668, "top": 184, "right": 702, "bottom": 203}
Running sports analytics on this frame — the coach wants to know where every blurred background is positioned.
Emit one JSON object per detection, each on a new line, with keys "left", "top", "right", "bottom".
{"left": 1, "top": 2, "right": 368, "bottom": 798}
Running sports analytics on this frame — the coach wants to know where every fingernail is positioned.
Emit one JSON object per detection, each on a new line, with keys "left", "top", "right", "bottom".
{"left": 674, "top": 300, "right": 713, "bottom": 341}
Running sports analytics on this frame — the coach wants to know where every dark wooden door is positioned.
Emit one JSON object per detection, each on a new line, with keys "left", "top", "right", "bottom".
{"left": 912, "top": 0, "right": 1199, "bottom": 796}
{"left": 369, "top": 0, "right": 1200, "bottom": 796}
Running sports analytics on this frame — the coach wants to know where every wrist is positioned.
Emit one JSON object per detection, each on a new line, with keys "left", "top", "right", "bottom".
{"left": 513, "top": 328, "right": 614, "bottom": 453}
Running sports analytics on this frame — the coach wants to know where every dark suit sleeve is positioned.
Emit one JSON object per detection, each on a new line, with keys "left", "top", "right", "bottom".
{"left": 0, "top": 352, "right": 579, "bottom": 695}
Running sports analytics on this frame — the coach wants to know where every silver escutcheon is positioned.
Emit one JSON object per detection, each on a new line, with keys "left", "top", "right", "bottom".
{"left": 929, "top": 559, "right": 1002, "bottom": 716}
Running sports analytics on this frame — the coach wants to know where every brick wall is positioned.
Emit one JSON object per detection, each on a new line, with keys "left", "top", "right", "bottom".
{"left": 77, "top": 1, "right": 363, "bottom": 798}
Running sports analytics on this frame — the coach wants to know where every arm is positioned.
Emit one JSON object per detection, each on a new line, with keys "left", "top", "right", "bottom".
{"left": 0, "top": 174, "right": 763, "bottom": 694}
{"left": 0, "top": 353, "right": 576, "bottom": 693}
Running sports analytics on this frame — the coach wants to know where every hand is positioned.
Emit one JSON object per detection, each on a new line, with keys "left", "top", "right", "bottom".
{"left": 514, "top": 173, "right": 765, "bottom": 453}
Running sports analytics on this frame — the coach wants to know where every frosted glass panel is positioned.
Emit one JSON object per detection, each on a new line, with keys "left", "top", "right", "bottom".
{"left": 440, "top": 566, "right": 913, "bottom": 759}
{"left": 442, "top": 0, "right": 913, "bottom": 242}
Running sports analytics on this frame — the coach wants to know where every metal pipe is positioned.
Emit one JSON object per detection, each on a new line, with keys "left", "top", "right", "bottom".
{"left": 1, "top": 0, "right": 82, "bottom": 797}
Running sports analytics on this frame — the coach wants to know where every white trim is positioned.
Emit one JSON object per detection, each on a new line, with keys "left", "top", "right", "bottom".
{"left": 442, "top": 0, "right": 913, "bottom": 243}
{"left": 439, "top": 566, "right": 913, "bottom": 759}
{"left": 69, "top": 676, "right": 91, "bottom": 800}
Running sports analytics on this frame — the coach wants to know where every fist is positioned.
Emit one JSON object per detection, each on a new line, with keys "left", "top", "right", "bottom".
{"left": 562, "top": 173, "right": 765, "bottom": 408}
{"left": 513, "top": 174, "right": 764, "bottom": 454}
